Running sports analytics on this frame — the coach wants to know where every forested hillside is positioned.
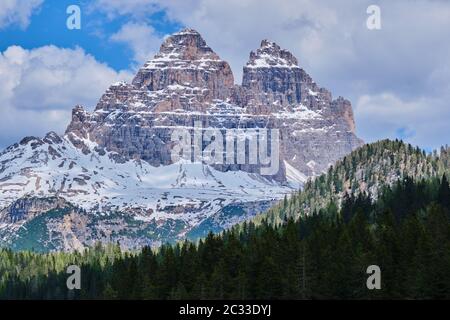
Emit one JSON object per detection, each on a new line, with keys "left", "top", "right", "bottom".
{"left": 1, "top": 174, "right": 449, "bottom": 299}
{"left": 258, "top": 139, "right": 450, "bottom": 225}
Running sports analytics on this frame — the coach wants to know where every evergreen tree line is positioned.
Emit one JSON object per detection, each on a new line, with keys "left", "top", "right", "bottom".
{"left": 257, "top": 140, "right": 450, "bottom": 226}
{"left": 0, "top": 175, "right": 449, "bottom": 299}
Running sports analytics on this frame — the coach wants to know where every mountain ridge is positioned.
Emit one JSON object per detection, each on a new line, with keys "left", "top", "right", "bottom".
{"left": 254, "top": 139, "right": 450, "bottom": 226}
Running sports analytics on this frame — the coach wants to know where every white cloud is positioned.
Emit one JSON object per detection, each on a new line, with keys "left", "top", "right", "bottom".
{"left": 110, "top": 22, "right": 162, "bottom": 66}
{"left": 0, "top": 0, "right": 43, "bottom": 29}
{"left": 0, "top": 45, "right": 133, "bottom": 148}
{"left": 355, "top": 93, "right": 450, "bottom": 150}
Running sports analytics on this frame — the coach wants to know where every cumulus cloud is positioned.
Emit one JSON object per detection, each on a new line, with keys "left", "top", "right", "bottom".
{"left": 110, "top": 22, "right": 163, "bottom": 66}
{"left": 355, "top": 93, "right": 450, "bottom": 150}
{"left": 0, "top": 0, "right": 43, "bottom": 29}
{"left": 0, "top": 45, "right": 132, "bottom": 148}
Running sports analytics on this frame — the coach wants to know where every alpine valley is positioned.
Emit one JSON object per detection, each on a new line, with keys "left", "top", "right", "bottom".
{"left": 0, "top": 29, "right": 363, "bottom": 252}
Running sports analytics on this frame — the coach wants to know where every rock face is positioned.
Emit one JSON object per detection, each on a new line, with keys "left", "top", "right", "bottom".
{"left": 243, "top": 40, "right": 302, "bottom": 104}
{"left": 65, "top": 29, "right": 362, "bottom": 178}
{"left": 240, "top": 39, "right": 362, "bottom": 176}
{"left": 132, "top": 28, "right": 234, "bottom": 100}
{"left": 0, "top": 28, "right": 363, "bottom": 251}
{"left": 0, "top": 197, "right": 69, "bottom": 224}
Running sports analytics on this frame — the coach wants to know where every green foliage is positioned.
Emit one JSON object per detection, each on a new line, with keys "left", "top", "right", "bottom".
{"left": 255, "top": 140, "right": 450, "bottom": 225}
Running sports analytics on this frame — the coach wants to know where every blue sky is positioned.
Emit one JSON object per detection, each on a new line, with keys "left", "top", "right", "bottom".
{"left": 0, "top": 0, "right": 179, "bottom": 70}
{"left": 0, "top": 0, "right": 449, "bottom": 152}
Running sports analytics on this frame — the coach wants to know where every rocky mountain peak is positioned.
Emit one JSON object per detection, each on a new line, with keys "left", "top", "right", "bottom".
{"left": 242, "top": 40, "right": 303, "bottom": 104}
{"left": 131, "top": 28, "right": 234, "bottom": 100}
{"left": 246, "top": 39, "right": 299, "bottom": 69}
{"left": 43, "top": 131, "right": 63, "bottom": 145}
{"left": 65, "top": 105, "right": 90, "bottom": 140}
{"left": 63, "top": 28, "right": 362, "bottom": 178}
{"left": 157, "top": 28, "right": 219, "bottom": 61}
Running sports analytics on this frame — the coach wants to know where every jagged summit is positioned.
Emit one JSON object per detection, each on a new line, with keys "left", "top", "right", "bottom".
{"left": 64, "top": 28, "right": 361, "bottom": 176}
{"left": 242, "top": 39, "right": 304, "bottom": 104}
{"left": 246, "top": 39, "right": 299, "bottom": 69}
{"left": 131, "top": 28, "right": 234, "bottom": 99}
{"left": 173, "top": 28, "right": 200, "bottom": 35}
{"left": 155, "top": 28, "right": 218, "bottom": 61}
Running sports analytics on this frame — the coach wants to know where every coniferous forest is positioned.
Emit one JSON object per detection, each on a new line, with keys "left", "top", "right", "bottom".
{"left": 1, "top": 174, "right": 449, "bottom": 299}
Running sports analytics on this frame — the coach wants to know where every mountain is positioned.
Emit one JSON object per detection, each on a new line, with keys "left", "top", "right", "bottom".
{"left": 0, "top": 28, "right": 362, "bottom": 251}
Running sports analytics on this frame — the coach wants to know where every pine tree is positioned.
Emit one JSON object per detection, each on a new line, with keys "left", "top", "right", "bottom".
{"left": 438, "top": 174, "right": 450, "bottom": 208}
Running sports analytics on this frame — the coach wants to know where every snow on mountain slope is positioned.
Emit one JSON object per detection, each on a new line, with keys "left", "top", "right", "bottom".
{"left": 284, "top": 161, "right": 308, "bottom": 184}
{"left": 0, "top": 130, "right": 291, "bottom": 251}
{"left": 0, "top": 131, "right": 289, "bottom": 222}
